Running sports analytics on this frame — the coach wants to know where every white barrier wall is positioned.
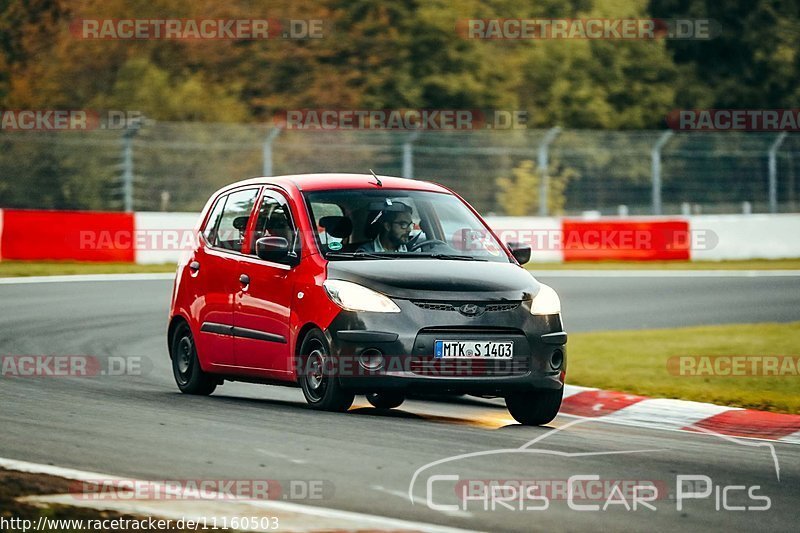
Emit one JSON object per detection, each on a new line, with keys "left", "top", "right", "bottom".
{"left": 134, "top": 212, "right": 200, "bottom": 265}
{"left": 484, "top": 216, "right": 563, "bottom": 262}
{"left": 486, "top": 214, "right": 800, "bottom": 262}
{"left": 131, "top": 212, "right": 800, "bottom": 264}
{"left": 688, "top": 214, "right": 800, "bottom": 260}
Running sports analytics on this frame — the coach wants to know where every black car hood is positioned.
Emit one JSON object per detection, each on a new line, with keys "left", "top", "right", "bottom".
{"left": 326, "top": 259, "right": 539, "bottom": 301}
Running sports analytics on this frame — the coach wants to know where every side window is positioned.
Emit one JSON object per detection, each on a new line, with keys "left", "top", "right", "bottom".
{"left": 214, "top": 188, "right": 259, "bottom": 251}
{"left": 251, "top": 191, "right": 297, "bottom": 260}
{"left": 202, "top": 194, "right": 228, "bottom": 245}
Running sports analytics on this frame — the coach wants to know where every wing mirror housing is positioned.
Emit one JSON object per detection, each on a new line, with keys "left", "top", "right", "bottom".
{"left": 255, "top": 236, "right": 299, "bottom": 265}
{"left": 506, "top": 241, "right": 531, "bottom": 265}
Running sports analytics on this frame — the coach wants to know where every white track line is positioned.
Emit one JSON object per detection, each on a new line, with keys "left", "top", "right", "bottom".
{"left": 370, "top": 485, "right": 473, "bottom": 519}
{"left": 783, "top": 430, "right": 800, "bottom": 445}
{"left": 0, "top": 457, "right": 475, "bottom": 533}
{"left": 254, "top": 448, "right": 308, "bottom": 465}
{"left": 0, "top": 273, "right": 175, "bottom": 284}
{"left": 562, "top": 384, "right": 595, "bottom": 399}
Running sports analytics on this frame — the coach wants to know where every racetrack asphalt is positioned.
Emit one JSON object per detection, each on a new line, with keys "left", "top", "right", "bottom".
{"left": 0, "top": 275, "right": 798, "bottom": 532}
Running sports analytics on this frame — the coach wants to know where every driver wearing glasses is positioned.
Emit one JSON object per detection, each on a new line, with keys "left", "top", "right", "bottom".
{"left": 358, "top": 202, "right": 415, "bottom": 253}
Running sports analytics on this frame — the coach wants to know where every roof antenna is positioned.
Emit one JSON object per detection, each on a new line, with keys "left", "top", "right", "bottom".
{"left": 369, "top": 169, "right": 383, "bottom": 187}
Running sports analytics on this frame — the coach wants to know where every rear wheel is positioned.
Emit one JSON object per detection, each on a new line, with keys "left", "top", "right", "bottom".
{"left": 298, "top": 329, "right": 354, "bottom": 412}
{"left": 171, "top": 322, "right": 217, "bottom": 395}
{"left": 366, "top": 392, "right": 405, "bottom": 409}
{"left": 505, "top": 388, "right": 563, "bottom": 426}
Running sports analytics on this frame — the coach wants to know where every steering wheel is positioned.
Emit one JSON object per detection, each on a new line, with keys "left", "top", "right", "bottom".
{"left": 409, "top": 238, "right": 448, "bottom": 252}
{"left": 405, "top": 231, "right": 423, "bottom": 249}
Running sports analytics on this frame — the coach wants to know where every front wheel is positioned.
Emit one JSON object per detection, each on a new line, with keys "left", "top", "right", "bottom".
{"left": 505, "top": 388, "right": 563, "bottom": 426}
{"left": 298, "top": 329, "right": 355, "bottom": 412}
{"left": 366, "top": 392, "right": 405, "bottom": 409}
{"left": 171, "top": 322, "right": 217, "bottom": 395}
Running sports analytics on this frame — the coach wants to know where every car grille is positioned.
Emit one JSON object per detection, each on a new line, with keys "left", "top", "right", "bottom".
{"left": 413, "top": 302, "right": 455, "bottom": 311}
{"left": 409, "top": 357, "right": 530, "bottom": 377}
{"left": 485, "top": 303, "right": 521, "bottom": 312}
{"left": 412, "top": 301, "right": 521, "bottom": 312}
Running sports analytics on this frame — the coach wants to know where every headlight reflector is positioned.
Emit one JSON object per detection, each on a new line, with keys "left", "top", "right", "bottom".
{"left": 530, "top": 283, "right": 561, "bottom": 315}
{"left": 323, "top": 280, "right": 400, "bottom": 313}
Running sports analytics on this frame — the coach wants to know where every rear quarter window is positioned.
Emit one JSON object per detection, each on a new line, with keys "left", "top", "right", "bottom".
{"left": 210, "top": 188, "right": 259, "bottom": 251}
{"left": 202, "top": 194, "right": 227, "bottom": 245}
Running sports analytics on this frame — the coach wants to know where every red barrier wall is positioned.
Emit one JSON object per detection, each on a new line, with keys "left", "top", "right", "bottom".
{"left": 562, "top": 219, "right": 691, "bottom": 261}
{"left": 0, "top": 209, "right": 135, "bottom": 262}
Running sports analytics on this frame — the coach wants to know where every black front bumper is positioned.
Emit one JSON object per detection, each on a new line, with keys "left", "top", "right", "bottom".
{"left": 323, "top": 298, "right": 566, "bottom": 396}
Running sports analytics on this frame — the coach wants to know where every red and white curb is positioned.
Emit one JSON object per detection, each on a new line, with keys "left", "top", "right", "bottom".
{"left": 561, "top": 384, "right": 800, "bottom": 444}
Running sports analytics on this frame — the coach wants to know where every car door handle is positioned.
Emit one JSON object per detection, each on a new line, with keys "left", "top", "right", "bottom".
{"left": 239, "top": 274, "right": 250, "bottom": 285}
{"left": 189, "top": 261, "right": 200, "bottom": 272}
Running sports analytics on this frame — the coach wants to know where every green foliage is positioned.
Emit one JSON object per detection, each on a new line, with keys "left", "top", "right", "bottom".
{"left": 91, "top": 58, "right": 249, "bottom": 122}
{"left": 1, "top": 0, "right": 797, "bottom": 212}
{"left": 496, "top": 159, "right": 577, "bottom": 216}
{"left": 520, "top": 0, "right": 678, "bottom": 128}
{"left": 1, "top": 0, "right": 796, "bottom": 128}
{"left": 0, "top": 133, "right": 119, "bottom": 210}
{"left": 650, "top": 0, "right": 800, "bottom": 109}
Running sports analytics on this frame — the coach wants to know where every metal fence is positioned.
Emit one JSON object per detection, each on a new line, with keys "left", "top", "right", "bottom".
{"left": 0, "top": 122, "right": 798, "bottom": 215}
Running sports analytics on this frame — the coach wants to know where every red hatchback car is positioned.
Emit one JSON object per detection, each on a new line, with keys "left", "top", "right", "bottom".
{"left": 168, "top": 173, "right": 567, "bottom": 425}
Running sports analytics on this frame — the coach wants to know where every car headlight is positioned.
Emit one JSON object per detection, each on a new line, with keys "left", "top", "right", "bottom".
{"left": 323, "top": 280, "right": 400, "bottom": 313}
{"left": 530, "top": 283, "right": 561, "bottom": 315}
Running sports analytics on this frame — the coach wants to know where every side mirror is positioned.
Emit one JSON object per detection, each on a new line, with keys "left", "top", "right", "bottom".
{"left": 506, "top": 241, "right": 531, "bottom": 265}
{"left": 256, "top": 236, "right": 296, "bottom": 263}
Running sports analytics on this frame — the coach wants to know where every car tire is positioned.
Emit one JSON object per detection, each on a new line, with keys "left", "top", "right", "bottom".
{"left": 366, "top": 392, "right": 405, "bottom": 409}
{"left": 171, "top": 322, "right": 217, "bottom": 395}
{"left": 505, "top": 388, "right": 563, "bottom": 426}
{"left": 298, "top": 329, "right": 355, "bottom": 412}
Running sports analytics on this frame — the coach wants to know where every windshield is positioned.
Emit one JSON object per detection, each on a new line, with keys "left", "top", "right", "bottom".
{"left": 304, "top": 189, "right": 510, "bottom": 263}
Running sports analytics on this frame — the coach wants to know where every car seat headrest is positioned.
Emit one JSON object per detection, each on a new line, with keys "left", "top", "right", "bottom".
{"left": 319, "top": 216, "right": 353, "bottom": 239}
{"left": 232, "top": 216, "right": 249, "bottom": 231}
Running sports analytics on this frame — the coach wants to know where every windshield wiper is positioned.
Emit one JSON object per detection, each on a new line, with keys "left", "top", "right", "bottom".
{"left": 325, "top": 251, "right": 396, "bottom": 260}
{"left": 421, "top": 253, "right": 488, "bottom": 261}
{"left": 326, "top": 251, "right": 486, "bottom": 261}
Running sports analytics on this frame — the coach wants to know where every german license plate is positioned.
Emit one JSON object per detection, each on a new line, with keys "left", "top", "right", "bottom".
{"left": 434, "top": 340, "right": 513, "bottom": 359}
